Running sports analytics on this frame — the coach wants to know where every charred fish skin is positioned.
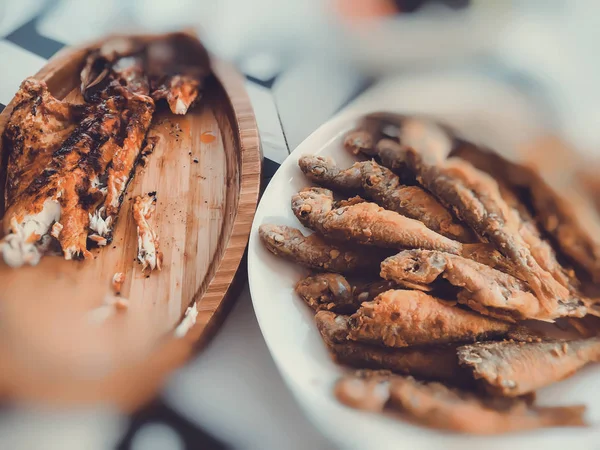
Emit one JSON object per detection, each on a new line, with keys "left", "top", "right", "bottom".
{"left": 1, "top": 34, "right": 210, "bottom": 268}
{"left": 82, "top": 32, "right": 211, "bottom": 113}
{"left": 2, "top": 84, "right": 154, "bottom": 263}
{"left": 3, "top": 79, "right": 86, "bottom": 206}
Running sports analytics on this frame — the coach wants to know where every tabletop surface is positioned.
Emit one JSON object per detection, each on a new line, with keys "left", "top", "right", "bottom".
{"left": 0, "top": 1, "right": 368, "bottom": 449}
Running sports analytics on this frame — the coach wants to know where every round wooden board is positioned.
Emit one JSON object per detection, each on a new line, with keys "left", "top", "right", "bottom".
{"left": 0, "top": 35, "right": 261, "bottom": 410}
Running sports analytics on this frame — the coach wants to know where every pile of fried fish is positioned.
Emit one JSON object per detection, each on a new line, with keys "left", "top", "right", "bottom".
{"left": 0, "top": 32, "right": 209, "bottom": 268}
{"left": 259, "top": 113, "right": 600, "bottom": 434}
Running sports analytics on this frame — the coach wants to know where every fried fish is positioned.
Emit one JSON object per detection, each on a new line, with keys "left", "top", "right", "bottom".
{"left": 295, "top": 273, "right": 397, "bottom": 313}
{"left": 347, "top": 289, "right": 513, "bottom": 348}
{"left": 259, "top": 224, "right": 385, "bottom": 274}
{"left": 298, "top": 155, "right": 472, "bottom": 242}
{"left": 335, "top": 371, "right": 585, "bottom": 434}
{"left": 316, "top": 311, "right": 462, "bottom": 382}
{"left": 458, "top": 337, "right": 600, "bottom": 397}
{"left": 380, "top": 249, "right": 546, "bottom": 322}
{"left": 387, "top": 374, "right": 585, "bottom": 434}
{"left": 454, "top": 142, "right": 600, "bottom": 284}
{"left": 291, "top": 187, "right": 462, "bottom": 254}
{"left": 298, "top": 155, "right": 364, "bottom": 195}
{"left": 404, "top": 147, "right": 585, "bottom": 320}
{"left": 360, "top": 160, "right": 473, "bottom": 242}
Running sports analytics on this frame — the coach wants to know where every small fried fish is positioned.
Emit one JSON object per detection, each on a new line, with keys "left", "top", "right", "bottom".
{"left": 291, "top": 187, "right": 462, "bottom": 254}
{"left": 381, "top": 249, "right": 546, "bottom": 322}
{"left": 458, "top": 337, "right": 600, "bottom": 397}
{"left": 348, "top": 289, "right": 513, "bottom": 348}
{"left": 316, "top": 311, "right": 462, "bottom": 382}
{"left": 295, "top": 273, "right": 396, "bottom": 313}
{"left": 360, "top": 160, "right": 474, "bottom": 242}
{"left": 298, "top": 155, "right": 364, "bottom": 195}
{"left": 259, "top": 224, "right": 384, "bottom": 274}
{"left": 386, "top": 375, "right": 585, "bottom": 434}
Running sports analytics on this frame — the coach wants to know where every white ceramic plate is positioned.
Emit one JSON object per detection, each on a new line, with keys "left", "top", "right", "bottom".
{"left": 248, "top": 71, "right": 600, "bottom": 450}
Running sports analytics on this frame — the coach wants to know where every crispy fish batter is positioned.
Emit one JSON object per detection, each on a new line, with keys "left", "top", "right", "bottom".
{"left": 380, "top": 250, "right": 544, "bottom": 322}
{"left": 298, "top": 156, "right": 473, "bottom": 242}
{"left": 384, "top": 374, "right": 586, "bottom": 434}
{"left": 295, "top": 273, "right": 397, "bottom": 313}
{"left": 454, "top": 143, "right": 577, "bottom": 290}
{"left": 259, "top": 224, "right": 384, "bottom": 274}
{"left": 316, "top": 311, "right": 462, "bottom": 381}
{"left": 348, "top": 289, "right": 513, "bottom": 348}
{"left": 360, "top": 160, "right": 473, "bottom": 242}
{"left": 455, "top": 142, "right": 600, "bottom": 283}
{"left": 291, "top": 187, "right": 509, "bottom": 270}
{"left": 404, "top": 148, "right": 585, "bottom": 319}
{"left": 343, "top": 130, "right": 377, "bottom": 156}
{"left": 291, "top": 187, "right": 462, "bottom": 254}
{"left": 334, "top": 370, "right": 392, "bottom": 412}
{"left": 457, "top": 337, "right": 600, "bottom": 397}
{"left": 298, "top": 155, "right": 364, "bottom": 195}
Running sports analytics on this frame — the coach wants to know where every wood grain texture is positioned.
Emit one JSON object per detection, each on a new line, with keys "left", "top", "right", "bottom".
{"left": 0, "top": 35, "right": 261, "bottom": 409}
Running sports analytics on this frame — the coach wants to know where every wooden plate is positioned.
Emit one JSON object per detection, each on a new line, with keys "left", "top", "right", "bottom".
{"left": 0, "top": 35, "right": 261, "bottom": 409}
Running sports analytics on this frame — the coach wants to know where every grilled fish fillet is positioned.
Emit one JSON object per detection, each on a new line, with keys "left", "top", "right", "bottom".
{"left": 1, "top": 33, "right": 210, "bottom": 267}
{"left": 1, "top": 81, "right": 154, "bottom": 264}
{"left": 132, "top": 193, "right": 162, "bottom": 272}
